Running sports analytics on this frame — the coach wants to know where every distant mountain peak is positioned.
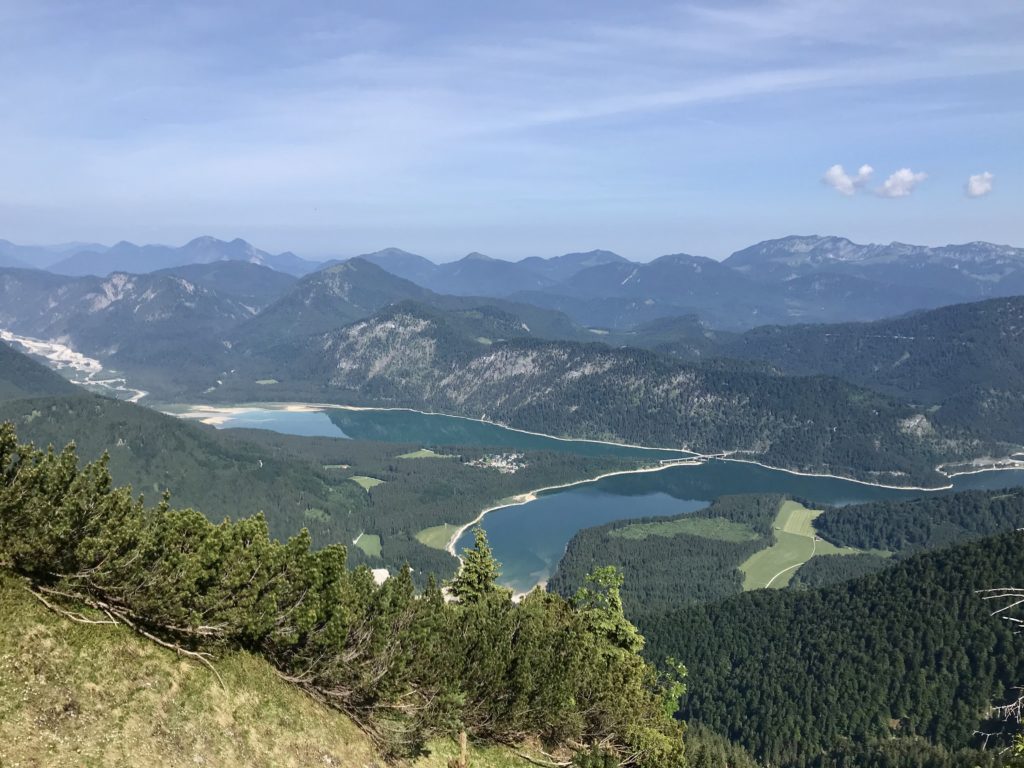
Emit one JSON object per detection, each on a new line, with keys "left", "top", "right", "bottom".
{"left": 462, "top": 251, "right": 494, "bottom": 262}
{"left": 367, "top": 246, "right": 422, "bottom": 258}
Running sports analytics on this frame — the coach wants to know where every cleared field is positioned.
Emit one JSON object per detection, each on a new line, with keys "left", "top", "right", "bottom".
{"left": 740, "top": 499, "right": 875, "bottom": 589}
{"left": 304, "top": 507, "right": 329, "bottom": 523}
{"left": 416, "top": 523, "right": 461, "bottom": 550}
{"left": 610, "top": 516, "right": 759, "bottom": 542}
{"left": 397, "top": 448, "right": 449, "bottom": 459}
{"left": 741, "top": 530, "right": 815, "bottom": 590}
{"left": 353, "top": 533, "right": 382, "bottom": 558}
{"left": 777, "top": 499, "right": 817, "bottom": 536}
{"left": 350, "top": 475, "right": 384, "bottom": 491}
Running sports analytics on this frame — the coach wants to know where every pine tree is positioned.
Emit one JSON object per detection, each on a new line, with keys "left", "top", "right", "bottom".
{"left": 448, "top": 527, "right": 503, "bottom": 604}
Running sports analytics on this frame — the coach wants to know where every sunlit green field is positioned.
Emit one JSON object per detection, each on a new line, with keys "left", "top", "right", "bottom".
{"left": 350, "top": 475, "right": 384, "bottom": 491}
{"left": 416, "top": 523, "right": 461, "bottom": 550}
{"left": 396, "top": 448, "right": 449, "bottom": 459}
{"left": 740, "top": 500, "right": 873, "bottom": 589}
{"left": 353, "top": 532, "right": 382, "bottom": 558}
{"left": 609, "top": 516, "right": 759, "bottom": 542}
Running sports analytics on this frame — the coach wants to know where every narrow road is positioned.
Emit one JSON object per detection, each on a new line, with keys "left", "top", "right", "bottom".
{"left": 764, "top": 536, "right": 816, "bottom": 588}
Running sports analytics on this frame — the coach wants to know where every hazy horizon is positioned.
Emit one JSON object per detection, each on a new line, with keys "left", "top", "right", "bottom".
{"left": 2, "top": 0, "right": 1020, "bottom": 260}
{"left": 7, "top": 231, "right": 1024, "bottom": 266}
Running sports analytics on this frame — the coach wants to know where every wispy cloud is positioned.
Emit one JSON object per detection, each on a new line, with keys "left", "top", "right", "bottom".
{"left": 876, "top": 168, "right": 928, "bottom": 198}
{"left": 823, "top": 164, "right": 874, "bottom": 195}
{"left": 966, "top": 171, "right": 994, "bottom": 198}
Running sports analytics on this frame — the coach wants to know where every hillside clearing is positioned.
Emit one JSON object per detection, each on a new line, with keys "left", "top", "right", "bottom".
{"left": 609, "top": 516, "right": 759, "bottom": 542}
{"left": 397, "top": 448, "right": 449, "bottom": 459}
{"left": 416, "top": 523, "right": 461, "bottom": 550}
{"left": 740, "top": 500, "right": 867, "bottom": 589}
{"left": 353, "top": 532, "right": 383, "bottom": 558}
{"left": 350, "top": 475, "right": 384, "bottom": 491}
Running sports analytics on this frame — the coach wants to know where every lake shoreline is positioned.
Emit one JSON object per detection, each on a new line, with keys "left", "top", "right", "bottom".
{"left": 167, "top": 399, "right": 1012, "bottom": 492}
{"left": 163, "top": 400, "right": 696, "bottom": 455}
{"left": 443, "top": 459, "right": 699, "bottom": 558}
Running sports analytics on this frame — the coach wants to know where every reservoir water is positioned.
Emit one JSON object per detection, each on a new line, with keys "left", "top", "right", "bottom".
{"left": 169, "top": 403, "right": 690, "bottom": 461}
{"left": 167, "top": 403, "right": 1024, "bottom": 593}
{"left": 457, "top": 461, "right": 1024, "bottom": 592}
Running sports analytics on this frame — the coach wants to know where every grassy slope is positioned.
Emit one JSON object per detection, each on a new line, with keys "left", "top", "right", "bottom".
{"left": 739, "top": 500, "right": 865, "bottom": 589}
{"left": 416, "top": 523, "right": 461, "bottom": 550}
{"left": 0, "top": 573, "right": 528, "bottom": 768}
{"left": 609, "top": 516, "right": 759, "bottom": 543}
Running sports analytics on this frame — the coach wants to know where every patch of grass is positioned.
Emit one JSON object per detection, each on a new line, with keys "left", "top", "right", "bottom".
{"left": 353, "top": 533, "right": 382, "bottom": 559}
{"left": 349, "top": 475, "right": 384, "bottom": 491}
{"left": 741, "top": 530, "right": 815, "bottom": 589}
{"left": 0, "top": 573, "right": 375, "bottom": 768}
{"left": 397, "top": 448, "right": 449, "bottom": 459}
{"left": 610, "top": 516, "right": 759, "bottom": 542}
{"left": 304, "top": 507, "right": 329, "bottom": 523}
{"left": 777, "top": 499, "right": 818, "bottom": 536}
{"left": 740, "top": 500, "right": 884, "bottom": 590}
{"left": 0, "top": 572, "right": 533, "bottom": 768}
{"left": 416, "top": 523, "right": 461, "bottom": 550}
{"left": 741, "top": 500, "right": 822, "bottom": 590}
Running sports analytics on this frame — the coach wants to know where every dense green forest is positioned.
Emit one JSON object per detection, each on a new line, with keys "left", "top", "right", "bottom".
{"left": 815, "top": 488, "right": 1024, "bottom": 554}
{"left": 641, "top": 531, "right": 1024, "bottom": 766}
{"left": 0, "top": 422, "right": 686, "bottom": 766}
{"left": 552, "top": 489, "right": 1024, "bottom": 615}
{"left": 715, "top": 296, "right": 1024, "bottom": 443}
{"left": 550, "top": 495, "right": 782, "bottom": 613}
{"left": 0, "top": 340, "right": 80, "bottom": 400}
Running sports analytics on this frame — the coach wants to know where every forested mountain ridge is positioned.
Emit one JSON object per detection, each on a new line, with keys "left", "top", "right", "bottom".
{"left": 357, "top": 236, "right": 1024, "bottom": 330}
{"left": 717, "top": 296, "right": 1024, "bottom": 442}
{"left": 229, "top": 260, "right": 590, "bottom": 361}
{"left": 725, "top": 235, "right": 1024, "bottom": 299}
{"left": 231, "top": 258, "right": 438, "bottom": 347}
{"left": 357, "top": 247, "right": 627, "bottom": 295}
{"left": 0, "top": 340, "right": 80, "bottom": 401}
{"left": 642, "top": 529, "right": 1024, "bottom": 767}
{"left": 152, "top": 260, "right": 297, "bottom": 307}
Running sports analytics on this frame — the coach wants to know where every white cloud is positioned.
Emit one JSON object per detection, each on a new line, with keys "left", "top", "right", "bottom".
{"left": 966, "top": 171, "right": 994, "bottom": 197}
{"left": 823, "top": 163, "right": 874, "bottom": 195}
{"left": 876, "top": 168, "right": 927, "bottom": 198}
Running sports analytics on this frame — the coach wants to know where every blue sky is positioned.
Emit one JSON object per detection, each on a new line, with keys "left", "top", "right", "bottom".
{"left": 1, "top": 0, "right": 1021, "bottom": 261}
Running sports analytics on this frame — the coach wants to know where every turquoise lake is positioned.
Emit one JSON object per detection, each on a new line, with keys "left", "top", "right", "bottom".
{"left": 170, "top": 403, "right": 1024, "bottom": 593}
{"left": 180, "top": 403, "right": 690, "bottom": 461}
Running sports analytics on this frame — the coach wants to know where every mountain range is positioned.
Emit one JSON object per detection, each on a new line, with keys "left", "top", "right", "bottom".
{"left": 4, "top": 243, "right": 1024, "bottom": 472}
{"left": 6, "top": 233, "right": 1021, "bottom": 330}
{"left": 9, "top": 236, "right": 321, "bottom": 276}
{"left": 350, "top": 237, "right": 1024, "bottom": 329}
